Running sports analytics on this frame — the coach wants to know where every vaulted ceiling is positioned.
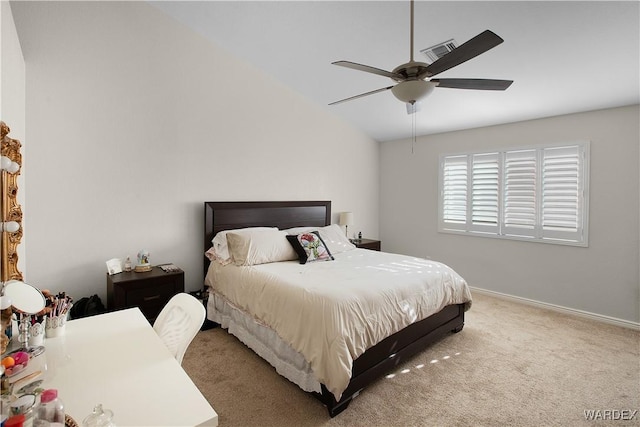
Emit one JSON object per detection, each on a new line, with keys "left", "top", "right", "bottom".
{"left": 154, "top": 1, "right": 639, "bottom": 142}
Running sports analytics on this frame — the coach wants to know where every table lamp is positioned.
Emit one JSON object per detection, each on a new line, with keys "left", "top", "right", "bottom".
{"left": 339, "top": 212, "right": 354, "bottom": 238}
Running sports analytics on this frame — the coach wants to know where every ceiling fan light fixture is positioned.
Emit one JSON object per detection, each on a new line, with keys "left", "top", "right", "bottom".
{"left": 391, "top": 80, "right": 436, "bottom": 103}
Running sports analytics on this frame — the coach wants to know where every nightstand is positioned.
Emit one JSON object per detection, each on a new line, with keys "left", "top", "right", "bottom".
{"left": 351, "top": 238, "right": 381, "bottom": 251}
{"left": 106, "top": 266, "right": 185, "bottom": 323}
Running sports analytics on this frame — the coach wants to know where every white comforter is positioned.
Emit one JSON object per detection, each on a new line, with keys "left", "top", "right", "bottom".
{"left": 205, "top": 248, "right": 472, "bottom": 400}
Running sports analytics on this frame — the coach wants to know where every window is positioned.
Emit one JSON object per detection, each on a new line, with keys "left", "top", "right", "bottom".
{"left": 439, "top": 142, "right": 589, "bottom": 246}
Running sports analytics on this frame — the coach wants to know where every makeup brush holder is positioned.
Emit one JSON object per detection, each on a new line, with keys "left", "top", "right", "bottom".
{"left": 45, "top": 315, "right": 67, "bottom": 338}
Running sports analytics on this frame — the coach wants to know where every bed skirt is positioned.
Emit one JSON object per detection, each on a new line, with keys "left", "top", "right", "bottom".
{"left": 207, "top": 291, "right": 322, "bottom": 393}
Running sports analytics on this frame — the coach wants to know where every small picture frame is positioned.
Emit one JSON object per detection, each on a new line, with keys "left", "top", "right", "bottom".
{"left": 106, "top": 258, "right": 123, "bottom": 275}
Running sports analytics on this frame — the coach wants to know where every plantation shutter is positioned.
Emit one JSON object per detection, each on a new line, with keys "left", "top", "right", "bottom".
{"left": 438, "top": 142, "right": 588, "bottom": 246}
{"left": 470, "top": 153, "right": 499, "bottom": 232}
{"left": 541, "top": 145, "right": 583, "bottom": 241}
{"left": 502, "top": 149, "right": 537, "bottom": 238}
{"left": 441, "top": 155, "right": 468, "bottom": 230}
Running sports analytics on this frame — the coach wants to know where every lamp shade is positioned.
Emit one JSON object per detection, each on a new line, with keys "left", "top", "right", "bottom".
{"left": 391, "top": 80, "right": 436, "bottom": 103}
{"left": 339, "top": 212, "right": 354, "bottom": 226}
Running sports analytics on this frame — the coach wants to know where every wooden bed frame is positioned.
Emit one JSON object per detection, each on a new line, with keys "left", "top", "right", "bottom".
{"left": 203, "top": 201, "right": 465, "bottom": 417}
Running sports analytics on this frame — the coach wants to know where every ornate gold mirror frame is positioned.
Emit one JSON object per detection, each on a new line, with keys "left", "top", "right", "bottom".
{"left": 1, "top": 121, "right": 23, "bottom": 282}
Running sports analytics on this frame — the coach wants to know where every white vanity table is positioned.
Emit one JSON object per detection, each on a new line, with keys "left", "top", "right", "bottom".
{"left": 9, "top": 308, "right": 218, "bottom": 426}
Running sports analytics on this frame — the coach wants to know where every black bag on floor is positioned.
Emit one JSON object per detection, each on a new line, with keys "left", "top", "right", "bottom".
{"left": 70, "top": 294, "right": 106, "bottom": 319}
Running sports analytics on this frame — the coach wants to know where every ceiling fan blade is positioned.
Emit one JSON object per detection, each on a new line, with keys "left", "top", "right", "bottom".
{"left": 425, "top": 30, "right": 505, "bottom": 77}
{"left": 329, "top": 85, "right": 395, "bottom": 105}
{"left": 332, "top": 61, "right": 400, "bottom": 79}
{"left": 432, "top": 78, "right": 513, "bottom": 90}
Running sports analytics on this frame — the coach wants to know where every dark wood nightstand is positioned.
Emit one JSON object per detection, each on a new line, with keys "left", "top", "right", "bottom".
{"left": 106, "top": 266, "right": 185, "bottom": 323}
{"left": 351, "top": 238, "right": 381, "bottom": 251}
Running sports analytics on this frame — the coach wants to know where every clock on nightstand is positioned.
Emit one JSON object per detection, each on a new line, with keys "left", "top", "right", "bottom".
{"left": 351, "top": 238, "right": 381, "bottom": 251}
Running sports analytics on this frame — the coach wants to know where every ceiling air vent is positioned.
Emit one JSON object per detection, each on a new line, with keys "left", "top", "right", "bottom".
{"left": 420, "top": 39, "right": 457, "bottom": 63}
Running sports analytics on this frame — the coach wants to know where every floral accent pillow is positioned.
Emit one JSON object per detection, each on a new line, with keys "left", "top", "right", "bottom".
{"left": 286, "top": 231, "right": 334, "bottom": 264}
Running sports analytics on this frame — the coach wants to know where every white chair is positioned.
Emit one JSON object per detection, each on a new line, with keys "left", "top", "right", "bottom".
{"left": 153, "top": 293, "right": 205, "bottom": 365}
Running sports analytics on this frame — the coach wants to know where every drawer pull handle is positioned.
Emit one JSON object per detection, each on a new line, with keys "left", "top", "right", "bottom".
{"left": 143, "top": 295, "right": 161, "bottom": 302}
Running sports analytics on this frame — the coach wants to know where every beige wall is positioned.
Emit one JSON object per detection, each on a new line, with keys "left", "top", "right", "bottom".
{"left": 380, "top": 105, "right": 640, "bottom": 323}
{"left": 0, "top": 2, "right": 26, "bottom": 276}
{"left": 10, "top": 1, "right": 379, "bottom": 299}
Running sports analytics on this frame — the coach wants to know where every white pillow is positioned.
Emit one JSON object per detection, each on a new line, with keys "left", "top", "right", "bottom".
{"left": 283, "top": 226, "right": 317, "bottom": 235}
{"left": 284, "top": 224, "right": 356, "bottom": 254}
{"left": 226, "top": 229, "right": 297, "bottom": 266}
{"left": 210, "top": 227, "right": 277, "bottom": 264}
{"left": 317, "top": 224, "right": 356, "bottom": 254}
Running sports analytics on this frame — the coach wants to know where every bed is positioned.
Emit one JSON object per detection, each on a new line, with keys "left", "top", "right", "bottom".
{"left": 203, "top": 201, "right": 471, "bottom": 417}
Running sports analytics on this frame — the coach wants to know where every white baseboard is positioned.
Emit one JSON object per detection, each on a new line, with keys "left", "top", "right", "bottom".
{"left": 470, "top": 286, "right": 640, "bottom": 331}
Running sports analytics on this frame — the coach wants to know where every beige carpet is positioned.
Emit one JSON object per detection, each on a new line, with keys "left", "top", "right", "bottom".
{"left": 182, "top": 293, "right": 639, "bottom": 426}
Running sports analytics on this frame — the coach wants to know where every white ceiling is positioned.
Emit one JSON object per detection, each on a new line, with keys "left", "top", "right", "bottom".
{"left": 151, "top": 1, "right": 640, "bottom": 142}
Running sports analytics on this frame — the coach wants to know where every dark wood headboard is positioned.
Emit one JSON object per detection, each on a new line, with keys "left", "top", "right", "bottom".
{"left": 203, "top": 201, "right": 331, "bottom": 276}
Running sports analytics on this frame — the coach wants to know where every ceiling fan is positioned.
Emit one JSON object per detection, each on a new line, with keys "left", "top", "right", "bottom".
{"left": 329, "top": 0, "right": 513, "bottom": 113}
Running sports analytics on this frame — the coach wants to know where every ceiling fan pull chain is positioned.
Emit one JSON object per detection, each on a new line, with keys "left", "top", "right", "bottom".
{"left": 411, "top": 105, "right": 416, "bottom": 154}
